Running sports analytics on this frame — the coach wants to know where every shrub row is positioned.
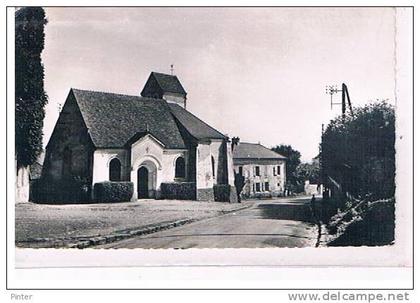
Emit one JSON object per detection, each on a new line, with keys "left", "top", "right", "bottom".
{"left": 30, "top": 177, "right": 91, "bottom": 203}
{"left": 213, "top": 184, "right": 231, "bottom": 202}
{"left": 93, "top": 181, "right": 134, "bottom": 203}
{"left": 160, "top": 182, "right": 196, "bottom": 200}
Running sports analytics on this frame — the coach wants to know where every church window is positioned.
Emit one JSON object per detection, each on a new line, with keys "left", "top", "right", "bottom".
{"left": 211, "top": 156, "right": 215, "bottom": 178}
{"left": 175, "top": 157, "right": 186, "bottom": 179}
{"left": 109, "top": 158, "right": 122, "bottom": 181}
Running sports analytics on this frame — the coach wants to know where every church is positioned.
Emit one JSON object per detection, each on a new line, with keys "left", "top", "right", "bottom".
{"left": 41, "top": 72, "right": 237, "bottom": 203}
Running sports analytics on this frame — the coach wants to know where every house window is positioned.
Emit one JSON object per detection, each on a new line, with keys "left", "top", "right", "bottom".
{"left": 211, "top": 156, "right": 215, "bottom": 178}
{"left": 175, "top": 156, "right": 186, "bottom": 178}
{"left": 273, "top": 167, "right": 276, "bottom": 176}
{"left": 255, "top": 166, "right": 260, "bottom": 176}
{"left": 277, "top": 165, "right": 281, "bottom": 175}
{"left": 238, "top": 166, "right": 243, "bottom": 176}
{"left": 62, "top": 147, "right": 72, "bottom": 177}
{"left": 255, "top": 183, "right": 261, "bottom": 192}
{"left": 265, "top": 182, "right": 270, "bottom": 191}
{"left": 109, "top": 158, "right": 121, "bottom": 181}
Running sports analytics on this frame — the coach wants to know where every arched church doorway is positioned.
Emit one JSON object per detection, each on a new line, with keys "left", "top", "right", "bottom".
{"left": 133, "top": 158, "right": 159, "bottom": 200}
{"left": 137, "top": 166, "right": 149, "bottom": 198}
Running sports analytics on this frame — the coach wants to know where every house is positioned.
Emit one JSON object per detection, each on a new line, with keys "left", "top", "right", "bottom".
{"left": 232, "top": 142, "right": 286, "bottom": 198}
{"left": 41, "top": 72, "right": 237, "bottom": 202}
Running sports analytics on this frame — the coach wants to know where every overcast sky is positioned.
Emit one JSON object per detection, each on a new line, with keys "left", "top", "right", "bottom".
{"left": 41, "top": 7, "right": 396, "bottom": 162}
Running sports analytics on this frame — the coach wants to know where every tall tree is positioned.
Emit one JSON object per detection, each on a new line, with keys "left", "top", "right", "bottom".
{"left": 271, "top": 144, "right": 301, "bottom": 186}
{"left": 15, "top": 7, "right": 48, "bottom": 168}
{"left": 296, "top": 160, "right": 320, "bottom": 185}
{"left": 321, "top": 101, "right": 395, "bottom": 200}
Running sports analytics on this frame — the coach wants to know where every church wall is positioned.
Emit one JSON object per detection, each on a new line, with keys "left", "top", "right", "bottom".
{"left": 162, "top": 92, "right": 186, "bottom": 108}
{"left": 43, "top": 94, "right": 93, "bottom": 182}
{"left": 209, "top": 140, "right": 223, "bottom": 184}
{"left": 92, "top": 149, "right": 130, "bottom": 184}
{"left": 196, "top": 142, "right": 215, "bottom": 201}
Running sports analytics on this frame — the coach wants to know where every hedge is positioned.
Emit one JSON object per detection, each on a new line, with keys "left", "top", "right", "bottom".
{"left": 93, "top": 181, "right": 134, "bottom": 203}
{"left": 253, "top": 192, "right": 273, "bottom": 199}
{"left": 160, "top": 182, "right": 196, "bottom": 200}
{"left": 30, "top": 177, "right": 91, "bottom": 203}
{"left": 213, "top": 184, "right": 232, "bottom": 202}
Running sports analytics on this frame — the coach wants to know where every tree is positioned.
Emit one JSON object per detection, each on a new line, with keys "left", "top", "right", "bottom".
{"left": 15, "top": 7, "right": 48, "bottom": 168}
{"left": 15, "top": 8, "right": 48, "bottom": 202}
{"left": 271, "top": 144, "right": 301, "bottom": 189}
{"left": 321, "top": 101, "right": 395, "bottom": 200}
{"left": 296, "top": 160, "right": 320, "bottom": 185}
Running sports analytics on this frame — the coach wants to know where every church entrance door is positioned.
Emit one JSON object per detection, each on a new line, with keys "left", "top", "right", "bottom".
{"left": 137, "top": 166, "right": 149, "bottom": 198}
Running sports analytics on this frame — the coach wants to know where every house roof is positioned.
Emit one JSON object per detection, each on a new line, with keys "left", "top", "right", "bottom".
{"left": 71, "top": 89, "right": 186, "bottom": 149}
{"left": 233, "top": 143, "right": 287, "bottom": 160}
{"left": 168, "top": 103, "right": 227, "bottom": 140}
{"left": 145, "top": 72, "right": 187, "bottom": 95}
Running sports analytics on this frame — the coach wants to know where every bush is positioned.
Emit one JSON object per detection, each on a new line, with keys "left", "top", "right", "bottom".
{"left": 213, "top": 184, "right": 232, "bottom": 202}
{"left": 253, "top": 192, "right": 272, "bottom": 199}
{"left": 160, "top": 182, "right": 196, "bottom": 200}
{"left": 93, "top": 181, "right": 133, "bottom": 203}
{"left": 30, "top": 177, "right": 91, "bottom": 203}
{"left": 327, "top": 197, "right": 395, "bottom": 246}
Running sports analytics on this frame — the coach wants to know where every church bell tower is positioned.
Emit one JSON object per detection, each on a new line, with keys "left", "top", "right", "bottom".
{"left": 140, "top": 71, "right": 187, "bottom": 108}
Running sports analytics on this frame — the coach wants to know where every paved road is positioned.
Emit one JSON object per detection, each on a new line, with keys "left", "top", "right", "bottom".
{"left": 98, "top": 196, "right": 319, "bottom": 249}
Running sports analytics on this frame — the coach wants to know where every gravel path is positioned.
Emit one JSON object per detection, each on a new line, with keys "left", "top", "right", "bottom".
{"left": 15, "top": 200, "right": 253, "bottom": 247}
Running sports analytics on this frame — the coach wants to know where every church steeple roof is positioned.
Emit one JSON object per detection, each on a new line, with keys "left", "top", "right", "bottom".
{"left": 141, "top": 72, "right": 187, "bottom": 96}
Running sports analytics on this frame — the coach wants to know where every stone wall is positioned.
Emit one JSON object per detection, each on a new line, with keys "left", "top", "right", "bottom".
{"left": 196, "top": 142, "right": 215, "bottom": 201}
{"left": 196, "top": 140, "right": 238, "bottom": 202}
{"left": 15, "top": 164, "right": 29, "bottom": 203}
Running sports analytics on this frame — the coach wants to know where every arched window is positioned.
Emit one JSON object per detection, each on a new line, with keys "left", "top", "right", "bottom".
{"left": 211, "top": 156, "right": 215, "bottom": 178}
{"left": 175, "top": 157, "right": 185, "bottom": 179}
{"left": 109, "top": 158, "right": 121, "bottom": 181}
{"left": 62, "top": 147, "right": 72, "bottom": 177}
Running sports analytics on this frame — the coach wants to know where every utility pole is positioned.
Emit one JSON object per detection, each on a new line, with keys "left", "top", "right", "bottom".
{"left": 325, "top": 83, "right": 354, "bottom": 119}
{"left": 323, "top": 83, "right": 354, "bottom": 203}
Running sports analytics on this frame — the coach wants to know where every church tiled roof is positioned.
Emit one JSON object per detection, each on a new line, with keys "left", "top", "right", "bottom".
{"left": 168, "top": 103, "right": 227, "bottom": 140}
{"left": 71, "top": 89, "right": 187, "bottom": 149}
{"left": 147, "top": 72, "right": 187, "bottom": 95}
{"left": 233, "top": 143, "right": 287, "bottom": 160}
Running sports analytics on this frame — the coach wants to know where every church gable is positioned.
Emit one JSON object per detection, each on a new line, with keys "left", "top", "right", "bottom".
{"left": 130, "top": 134, "right": 167, "bottom": 169}
{"left": 43, "top": 91, "right": 94, "bottom": 180}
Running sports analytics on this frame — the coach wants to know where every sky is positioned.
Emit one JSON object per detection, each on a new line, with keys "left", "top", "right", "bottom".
{"left": 41, "top": 7, "right": 396, "bottom": 162}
